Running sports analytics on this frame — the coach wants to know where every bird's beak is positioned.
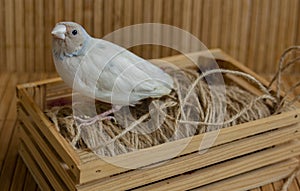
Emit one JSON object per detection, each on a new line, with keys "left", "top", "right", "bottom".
{"left": 51, "top": 24, "right": 67, "bottom": 40}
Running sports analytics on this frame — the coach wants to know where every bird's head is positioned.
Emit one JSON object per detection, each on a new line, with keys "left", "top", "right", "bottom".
{"left": 51, "top": 22, "right": 90, "bottom": 57}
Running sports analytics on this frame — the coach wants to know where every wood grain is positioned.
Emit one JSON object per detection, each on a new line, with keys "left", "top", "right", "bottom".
{"left": 1, "top": 0, "right": 300, "bottom": 73}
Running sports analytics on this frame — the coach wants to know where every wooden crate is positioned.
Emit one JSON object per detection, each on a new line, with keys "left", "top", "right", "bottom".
{"left": 17, "top": 49, "right": 300, "bottom": 191}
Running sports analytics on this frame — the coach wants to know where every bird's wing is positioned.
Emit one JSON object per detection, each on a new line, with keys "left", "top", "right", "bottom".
{"left": 80, "top": 39, "right": 173, "bottom": 105}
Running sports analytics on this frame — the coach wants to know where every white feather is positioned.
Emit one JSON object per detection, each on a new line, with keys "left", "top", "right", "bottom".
{"left": 52, "top": 23, "right": 173, "bottom": 105}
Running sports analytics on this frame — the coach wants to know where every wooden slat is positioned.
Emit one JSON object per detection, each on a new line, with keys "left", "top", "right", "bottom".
{"left": 190, "top": 0, "right": 202, "bottom": 52}
{"left": 161, "top": 0, "right": 173, "bottom": 57}
{"left": 19, "top": 108, "right": 76, "bottom": 189}
{"left": 249, "top": 189, "right": 262, "bottom": 191}
{"left": 275, "top": 0, "right": 289, "bottom": 72}
{"left": 4, "top": 0, "right": 15, "bottom": 72}
{"left": 230, "top": 0, "right": 241, "bottom": 58}
{"left": 209, "top": 0, "right": 221, "bottom": 49}
{"left": 152, "top": 0, "right": 163, "bottom": 58}
{"left": 194, "top": 158, "right": 299, "bottom": 191}
{"left": 34, "top": 0, "right": 44, "bottom": 72}
{"left": 134, "top": 142, "right": 300, "bottom": 191}
{"left": 261, "top": 184, "right": 275, "bottom": 191}
{"left": 54, "top": 0, "right": 63, "bottom": 23}
{"left": 112, "top": 0, "right": 123, "bottom": 45}
{"left": 19, "top": 142, "right": 54, "bottom": 191}
{"left": 0, "top": 74, "right": 18, "bottom": 120}
{"left": 220, "top": 0, "right": 232, "bottom": 52}
{"left": 181, "top": 0, "right": 192, "bottom": 52}
{"left": 238, "top": 0, "right": 251, "bottom": 63}
{"left": 44, "top": 0, "right": 55, "bottom": 72}
{"left": 0, "top": 75, "right": 17, "bottom": 120}
{"left": 288, "top": 179, "right": 300, "bottom": 191}
{"left": 77, "top": 123, "right": 300, "bottom": 190}
{"left": 10, "top": 156, "right": 28, "bottom": 191}
{"left": 19, "top": 123, "right": 71, "bottom": 190}
{"left": 6, "top": 74, "right": 30, "bottom": 121}
{"left": 0, "top": 74, "right": 12, "bottom": 120}
{"left": 17, "top": 87, "right": 81, "bottom": 177}
{"left": 256, "top": 0, "right": 270, "bottom": 73}
{"left": 122, "top": 0, "right": 133, "bottom": 50}
{"left": 74, "top": 0, "right": 83, "bottom": 24}
{"left": 142, "top": 0, "right": 152, "bottom": 59}
{"left": 93, "top": 0, "right": 103, "bottom": 38}
{"left": 246, "top": 0, "right": 257, "bottom": 71}
{"left": 64, "top": 0, "right": 73, "bottom": 21}
{"left": 1, "top": 0, "right": 300, "bottom": 73}
{"left": 103, "top": 0, "right": 113, "bottom": 36}
{"left": 14, "top": 0, "right": 25, "bottom": 72}
{"left": 24, "top": 0, "right": 35, "bottom": 72}
{"left": 0, "top": 121, "right": 18, "bottom": 190}
{"left": 131, "top": 0, "right": 143, "bottom": 57}
{"left": 171, "top": 0, "right": 182, "bottom": 55}
{"left": 83, "top": 0, "right": 93, "bottom": 35}
{"left": 272, "top": 180, "right": 284, "bottom": 191}
{"left": 286, "top": 0, "right": 298, "bottom": 51}
{"left": 23, "top": 170, "right": 38, "bottom": 191}
{"left": 0, "top": 0, "right": 6, "bottom": 73}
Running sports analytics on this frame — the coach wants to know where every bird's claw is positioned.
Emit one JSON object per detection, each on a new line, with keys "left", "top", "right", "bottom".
{"left": 74, "top": 115, "right": 116, "bottom": 127}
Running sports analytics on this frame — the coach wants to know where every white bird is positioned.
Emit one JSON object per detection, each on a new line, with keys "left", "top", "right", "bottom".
{"left": 51, "top": 22, "right": 174, "bottom": 121}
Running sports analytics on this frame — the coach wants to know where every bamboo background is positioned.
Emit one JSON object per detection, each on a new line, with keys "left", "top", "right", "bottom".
{"left": 0, "top": 0, "right": 299, "bottom": 74}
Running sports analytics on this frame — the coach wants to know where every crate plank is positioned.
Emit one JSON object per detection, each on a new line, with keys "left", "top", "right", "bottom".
{"left": 76, "top": 123, "right": 300, "bottom": 190}
{"left": 10, "top": 156, "right": 27, "bottom": 191}
{"left": 261, "top": 183, "right": 275, "bottom": 191}
{"left": 132, "top": 141, "right": 300, "bottom": 190}
{"left": 17, "top": 88, "right": 81, "bottom": 176}
{"left": 288, "top": 179, "right": 300, "bottom": 191}
{"left": 19, "top": 125, "right": 70, "bottom": 190}
{"left": 272, "top": 180, "right": 284, "bottom": 191}
{"left": 18, "top": 108, "right": 77, "bottom": 188}
{"left": 19, "top": 142, "right": 54, "bottom": 191}
{"left": 23, "top": 170, "right": 38, "bottom": 191}
{"left": 194, "top": 159, "right": 299, "bottom": 191}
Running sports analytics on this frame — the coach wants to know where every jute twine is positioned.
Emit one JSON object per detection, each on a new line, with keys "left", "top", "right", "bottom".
{"left": 45, "top": 46, "right": 300, "bottom": 190}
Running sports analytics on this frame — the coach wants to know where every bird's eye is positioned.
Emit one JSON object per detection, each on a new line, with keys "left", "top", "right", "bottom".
{"left": 72, "top": 30, "right": 78, "bottom": 35}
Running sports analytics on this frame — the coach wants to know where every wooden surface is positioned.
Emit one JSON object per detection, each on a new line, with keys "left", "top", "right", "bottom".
{"left": 0, "top": 0, "right": 299, "bottom": 73}
{"left": 0, "top": 73, "right": 300, "bottom": 190}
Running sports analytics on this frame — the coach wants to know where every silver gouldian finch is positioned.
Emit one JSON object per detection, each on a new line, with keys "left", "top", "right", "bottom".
{"left": 51, "top": 22, "right": 174, "bottom": 121}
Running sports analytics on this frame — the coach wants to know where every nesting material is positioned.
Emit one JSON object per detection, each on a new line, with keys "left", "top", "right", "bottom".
{"left": 45, "top": 67, "right": 276, "bottom": 157}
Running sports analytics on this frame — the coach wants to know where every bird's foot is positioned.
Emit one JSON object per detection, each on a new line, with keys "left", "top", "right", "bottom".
{"left": 74, "top": 115, "right": 116, "bottom": 127}
{"left": 74, "top": 106, "right": 121, "bottom": 126}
